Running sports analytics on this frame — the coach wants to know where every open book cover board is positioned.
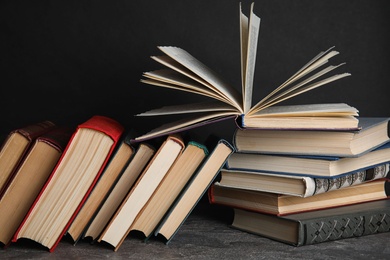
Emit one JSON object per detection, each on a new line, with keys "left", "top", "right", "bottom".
{"left": 133, "top": 2, "right": 359, "bottom": 142}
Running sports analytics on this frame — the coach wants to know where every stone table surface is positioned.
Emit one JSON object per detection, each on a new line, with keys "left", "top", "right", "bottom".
{"left": 3, "top": 201, "right": 390, "bottom": 260}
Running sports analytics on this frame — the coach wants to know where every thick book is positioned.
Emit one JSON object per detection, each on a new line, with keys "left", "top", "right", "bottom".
{"left": 231, "top": 199, "right": 390, "bottom": 246}
{"left": 225, "top": 142, "right": 390, "bottom": 178}
{"left": 98, "top": 135, "right": 185, "bottom": 251}
{"left": 133, "top": 3, "right": 358, "bottom": 142}
{"left": 129, "top": 141, "right": 209, "bottom": 239}
{"left": 154, "top": 138, "right": 234, "bottom": 243}
{"left": 0, "top": 127, "right": 73, "bottom": 247}
{"left": 12, "top": 115, "right": 124, "bottom": 252}
{"left": 67, "top": 131, "right": 138, "bottom": 244}
{"left": 82, "top": 142, "right": 155, "bottom": 242}
{"left": 0, "top": 120, "right": 56, "bottom": 196}
{"left": 218, "top": 163, "right": 390, "bottom": 197}
{"left": 233, "top": 117, "right": 390, "bottom": 157}
{"left": 209, "top": 179, "right": 390, "bottom": 216}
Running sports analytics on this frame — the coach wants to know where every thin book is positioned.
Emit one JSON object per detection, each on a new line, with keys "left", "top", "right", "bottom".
{"left": 209, "top": 179, "right": 390, "bottom": 216}
{"left": 98, "top": 135, "right": 185, "bottom": 251}
{"left": 218, "top": 163, "right": 390, "bottom": 197}
{"left": 0, "top": 120, "right": 56, "bottom": 197}
{"left": 225, "top": 142, "right": 390, "bottom": 178}
{"left": 129, "top": 141, "right": 209, "bottom": 239}
{"left": 67, "top": 131, "right": 138, "bottom": 243}
{"left": 82, "top": 142, "right": 155, "bottom": 242}
{"left": 154, "top": 138, "right": 234, "bottom": 243}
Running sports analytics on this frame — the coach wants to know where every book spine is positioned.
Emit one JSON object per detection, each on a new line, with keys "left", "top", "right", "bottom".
{"left": 312, "top": 164, "right": 390, "bottom": 196}
{"left": 14, "top": 121, "right": 56, "bottom": 141}
{"left": 37, "top": 127, "right": 74, "bottom": 152}
{"left": 300, "top": 206, "right": 390, "bottom": 246}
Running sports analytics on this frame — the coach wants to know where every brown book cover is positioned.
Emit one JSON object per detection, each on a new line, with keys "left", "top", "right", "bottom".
{"left": 0, "top": 126, "right": 73, "bottom": 247}
{"left": 0, "top": 121, "right": 56, "bottom": 197}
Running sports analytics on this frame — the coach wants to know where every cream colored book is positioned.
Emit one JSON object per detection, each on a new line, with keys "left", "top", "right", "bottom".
{"left": 134, "top": 3, "right": 358, "bottom": 142}
{"left": 82, "top": 142, "right": 155, "bottom": 241}
{"left": 98, "top": 135, "right": 185, "bottom": 251}
{"left": 129, "top": 141, "right": 208, "bottom": 239}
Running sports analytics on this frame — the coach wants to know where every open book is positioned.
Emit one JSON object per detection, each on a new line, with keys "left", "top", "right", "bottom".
{"left": 134, "top": 3, "right": 359, "bottom": 142}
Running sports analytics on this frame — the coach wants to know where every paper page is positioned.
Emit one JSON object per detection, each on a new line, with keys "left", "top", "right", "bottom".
{"left": 250, "top": 47, "right": 341, "bottom": 112}
{"left": 134, "top": 111, "right": 237, "bottom": 142}
{"left": 157, "top": 46, "right": 243, "bottom": 113}
{"left": 137, "top": 101, "right": 238, "bottom": 116}
{"left": 142, "top": 69, "right": 229, "bottom": 103}
{"left": 239, "top": 2, "right": 248, "bottom": 103}
{"left": 251, "top": 103, "right": 359, "bottom": 117}
{"left": 249, "top": 73, "right": 351, "bottom": 114}
{"left": 243, "top": 3, "right": 260, "bottom": 114}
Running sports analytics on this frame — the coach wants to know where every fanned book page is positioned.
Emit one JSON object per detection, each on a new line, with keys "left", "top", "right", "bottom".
{"left": 135, "top": 3, "right": 358, "bottom": 142}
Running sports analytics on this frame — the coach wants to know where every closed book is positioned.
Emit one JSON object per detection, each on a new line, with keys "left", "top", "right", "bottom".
{"left": 98, "top": 135, "right": 185, "bottom": 251}
{"left": 129, "top": 140, "right": 209, "bottom": 239}
{"left": 233, "top": 117, "right": 390, "bottom": 157}
{"left": 0, "top": 120, "right": 56, "bottom": 196}
{"left": 0, "top": 127, "right": 73, "bottom": 247}
{"left": 225, "top": 142, "right": 390, "bottom": 178}
{"left": 154, "top": 138, "right": 234, "bottom": 243}
{"left": 82, "top": 142, "right": 155, "bottom": 241}
{"left": 231, "top": 199, "right": 390, "bottom": 246}
{"left": 12, "top": 115, "right": 124, "bottom": 252}
{"left": 209, "top": 179, "right": 390, "bottom": 216}
{"left": 218, "top": 163, "right": 390, "bottom": 197}
{"left": 67, "top": 130, "right": 138, "bottom": 244}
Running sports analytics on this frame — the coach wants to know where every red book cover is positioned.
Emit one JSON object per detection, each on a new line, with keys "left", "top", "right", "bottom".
{"left": 12, "top": 115, "right": 124, "bottom": 252}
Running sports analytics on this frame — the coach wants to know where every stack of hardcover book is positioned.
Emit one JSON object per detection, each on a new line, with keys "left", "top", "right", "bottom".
{"left": 131, "top": 3, "right": 390, "bottom": 246}
{"left": 208, "top": 117, "right": 390, "bottom": 246}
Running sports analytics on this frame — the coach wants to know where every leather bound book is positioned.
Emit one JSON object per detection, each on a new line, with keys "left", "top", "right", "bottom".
{"left": 232, "top": 199, "right": 390, "bottom": 246}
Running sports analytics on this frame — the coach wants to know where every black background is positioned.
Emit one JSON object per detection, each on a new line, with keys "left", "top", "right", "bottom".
{"left": 1, "top": 0, "right": 389, "bottom": 141}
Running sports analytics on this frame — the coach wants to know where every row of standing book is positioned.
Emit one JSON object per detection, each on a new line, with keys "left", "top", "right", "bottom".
{"left": 1, "top": 115, "right": 390, "bottom": 253}
{"left": 0, "top": 115, "right": 234, "bottom": 252}
{"left": 208, "top": 117, "right": 390, "bottom": 246}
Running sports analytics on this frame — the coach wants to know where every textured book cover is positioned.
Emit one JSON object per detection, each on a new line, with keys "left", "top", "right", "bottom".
{"left": 232, "top": 199, "right": 390, "bottom": 246}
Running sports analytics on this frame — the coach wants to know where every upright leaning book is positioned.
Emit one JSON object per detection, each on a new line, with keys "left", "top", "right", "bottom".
{"left": 82, "top": 142, "right": 155, "bottom": 241}
{"left": 134, "top": 3, "right": 357, "bottom": 141}
{"left": 129, "top": 140, "right": 209, "bottom": 239}
{"left": 0, "top": 127, "right": 73, "bottom": 247}
{"left": 154, "top": 138, "right": 234, "bottom": 243}
{"left": 12, "top": 115, "right": 124, "bottom": 252}
{"left": 67, "top": 131, "right": 138, "bottom": 243}
{"left": 0, "top": 120, "right": 56, "bottom": 196}
{"left": 98, "top": 135, "right": 185, "bottom": 251}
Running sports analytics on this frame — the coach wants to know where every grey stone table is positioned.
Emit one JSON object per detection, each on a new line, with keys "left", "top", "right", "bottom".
{"left": 2, "top": 200, "right": 389, "bottom": 260}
